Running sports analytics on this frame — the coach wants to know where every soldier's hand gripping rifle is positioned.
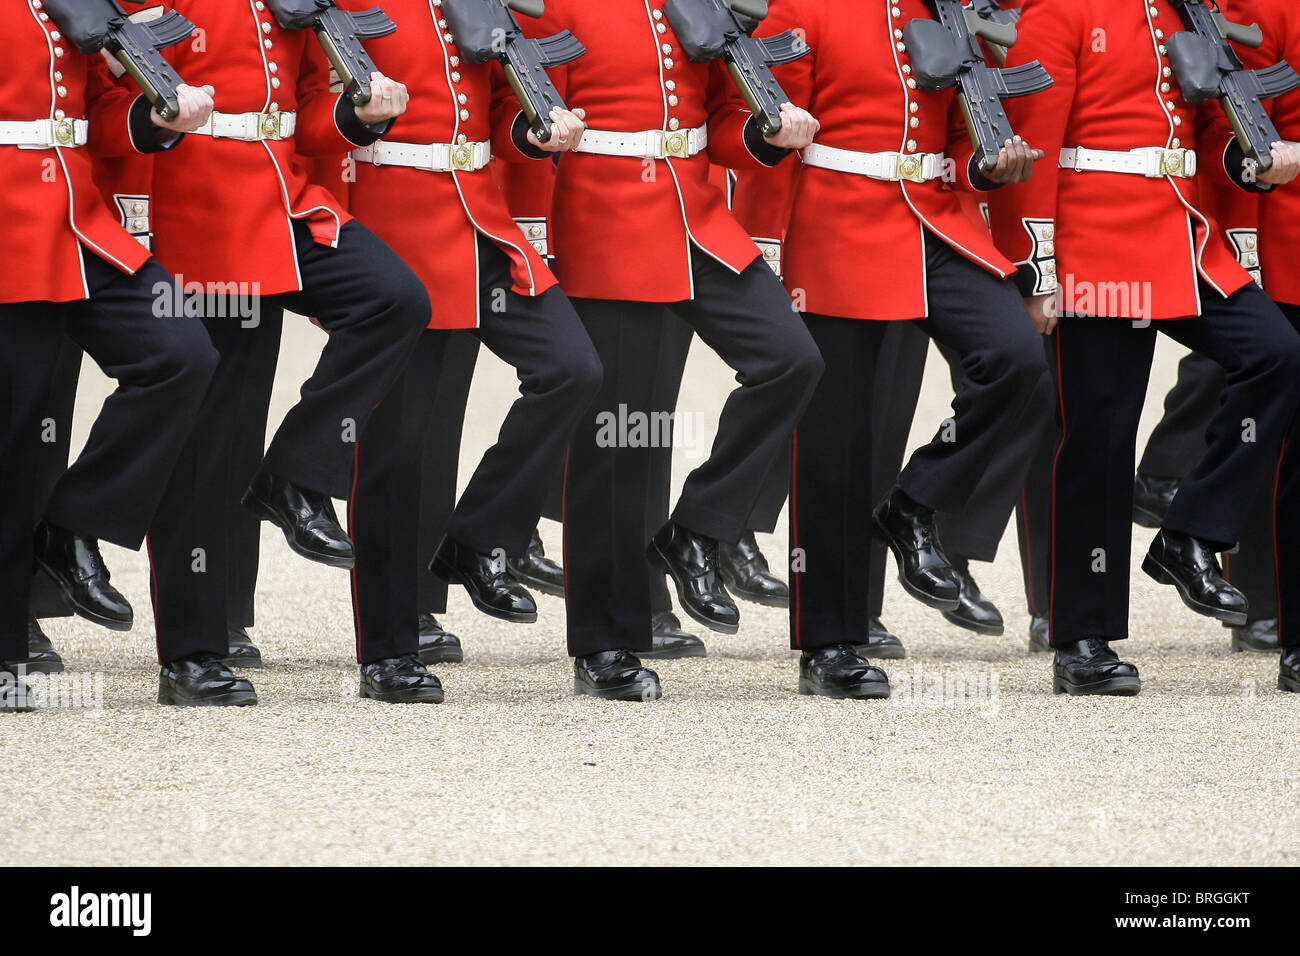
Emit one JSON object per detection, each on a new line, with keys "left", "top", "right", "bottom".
{"left": 440, "top": 0, "right": 585, "bottom": 145}
{"left": 264, "top": 0, "right": 398, "bottom": 106}
{"left": 902, "top": 0, "right": 1053, "bottom": 173}
{"left": 1166, "top": 0, "right": 1300, "bottom": 173}
{"left": 663, "top": 0, "right": 810, "bottom": 138}
{"left": 43, "top": 0, "right": 195, "bottom": 122}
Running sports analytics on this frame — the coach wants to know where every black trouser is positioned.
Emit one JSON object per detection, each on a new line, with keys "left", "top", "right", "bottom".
{"left": 416, "top": 332, "right": 481, "bottom": 617}
{"left": 29, "top": 337, "right": 85, "bottom": 620}
{"left": 1138, "top": 350, "right": 1225, "bottom": 479}
{"left": 564, "top": 248, "right": 823, "bottom": 657}
{"left": 1015, "top": 337, "right": 1058, "bottom": 620}
{"left": 146, "top": 220, "right": 430, "bottom": 663}
{"left": 1, "top": 252, "right": 217, "bottom": 662}
{"left": 642, "top": 312, "right": 792, "bottom": 617}
{"left": 791, "top": 240, "right": 1048, "bottom": 650}
{"left": 1049, "top": 282, "right": 1300, "bottom": 646}
{"left": 353, "top": 236, "right": 600, "bottom": 663}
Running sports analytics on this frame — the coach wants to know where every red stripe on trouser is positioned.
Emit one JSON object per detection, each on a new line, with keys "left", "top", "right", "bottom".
{"left": 1048, "top": 330, "right": 1067, "bottom": 646}
{"left": 1274, "top": 439, "right": 1285, "bottom": 642}
{"left": 790, "top": 429, "right": 802, "bottom": 649}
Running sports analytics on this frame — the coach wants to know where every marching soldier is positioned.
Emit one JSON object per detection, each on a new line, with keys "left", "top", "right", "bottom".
{"left": 520, "top": 0, "right": 825, "bottom": 700}
{"left": 134, "top": 1, "right": 433, "bottom": 706}
{"left": 1, "top": 1, "right": 218, "bottom": 712}
{"left": 991, "top": 0, "right": 1300, "bottom": 695}
{"left": 332, "top": 0, "right": 602, "bottom": 692}
{"left": 741, "top": 0, "right": 1049, "bottom": 698}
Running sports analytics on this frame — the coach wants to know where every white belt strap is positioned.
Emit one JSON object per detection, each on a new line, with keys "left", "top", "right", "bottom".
{"left": 576, "top": 126, "right": 707, "bottom": 160}
{"left": 801, "top": 143, "right": 947, "bottom": 183}
{"left": 0, "top": 118, "right": 89, "bottom": 149}
{"left": 351, "top": 139, "right": 492, "bottom": 172}
{"left": 191, "top": 110, "right": 298, "bottom": 142}
{"left": 1059, "top": 146, "right": 1197, "bottom": 178}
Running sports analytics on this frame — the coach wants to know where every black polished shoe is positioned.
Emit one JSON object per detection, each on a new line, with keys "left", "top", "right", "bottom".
{"left": 1280, "top": 646, "right": 1300, "bottom": 693}
{"left": 417, "top": 613, "right": 464, "bottom": 664}
{"left": 573, "top": 650, "right": 661, "bottom": 701}
{"left": 1142, "top": 529, "right": 1248, "bottom": 626}
{"left": 158, "top": 653, "right": 258, "bottom": 707}
{"left": 360, "top": 654, "right": 445, "bottom": 704}
{"left": 507, "top": 528, "right": 565, "bottom": 597}
{"left": 1133, "top": 472, "right": 1179, "bottom": 528}
{"left": 242, "top": 469, "right": 354, "bottom": 569}
{"left": 799, "top": 644, "right": 891, "bottom": 699}
{"left": 25, "top": 616, "right": 65, "bottom": 675}
{"left": 642, "top": 612, "right": 707, "bottom": 659}
{"left": 872, "top": 487, "right": 960, "bottom": 611}
{"left": 431, "top": 536, "right": 537, "bottom": 623}
{"left": 1052, "top": 638, "right": 1141, "bottom": 696}
{"left": 33, "top": 522, "right": 133, "bottom": 632}
{"left": 1028, "top": 615, "right": 1052, "bottom": 653}
{"left": 646, "top": 522, "right": 739, "bottom": 634}
{"left": 718, "top": 531, "right": 789, "bottom": 608}
{"left": 1, "top": 665, "right": 35, "bottom": 713}
{"left": 1228, "top": 618, "right": 1278, "bottom": 653}
{"left": 854, "top": 617, "right": 906, "bottom": 660}
{"left": 941, "top": 560, "right": 1005, "bottom": 635}
{"left": 224, "top": 627, "right": 264, "bottom": 669}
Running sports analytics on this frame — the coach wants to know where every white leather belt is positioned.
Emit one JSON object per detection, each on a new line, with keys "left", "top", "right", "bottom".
{"left": 0, "top": 118, "right": 89, "bottom": 148}
{"left": 801, "top": 143, "right": 946, "bottom": 183}
{"left": 1059, "top": 146, "right": 1197, "bottom": 179}
{"left": 192, "top": 110, "right": 297, "bottom": 142}
{"left": 576, "top": 126, "right": 707, "bottom": 160}
{"left": 351, "top": 139, "right": 491, "bottom": 172}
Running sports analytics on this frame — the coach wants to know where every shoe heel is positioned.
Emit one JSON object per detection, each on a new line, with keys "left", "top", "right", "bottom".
{"left": 1051, "top": 678, "right": 1068, "bottom": 695}
{"left": 429, "top": 553, "right": 455, "bottom": 582}
{"left": 1141, "top": 555, "right": 1174, "bottom": 585}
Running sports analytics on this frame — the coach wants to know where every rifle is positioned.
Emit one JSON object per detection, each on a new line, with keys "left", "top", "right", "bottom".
{"left": 1166, "top": 0, "right": 1300, "bottom": 173}
{"left": 663, "top": 0, "right": 810, "bottom": 138}
{"left": 966, "top": 0, "right": 1020, "bottom": 64}
{"left": 440, "top": 0, "right": 585, "bottom": 145}
{"left": 902, "top": 0, "right": 1053, "bottom": 173}
{"left": 43, "top": 0, "right": 195, "bottom": 122}
{"left": 264, "top": 0, "right": 398, "bottom": 106}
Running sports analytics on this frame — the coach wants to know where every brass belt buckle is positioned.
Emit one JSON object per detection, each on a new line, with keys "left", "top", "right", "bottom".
{"left": 896, "top": 153, "right": 925, "bottom": 183}
{"left": 660, "top": 131, "right": 689, "bottom": 160}
{"left": 259, "top": 111, "right": 284, "bottom": 141}
{"left": 1162, "top": 149, "right": 1186, "bottom": 178}
{"left": 450, "top": 143, "right": 475, "bottom": 171}
{"left": 53, "top": 117, "right": 76, "bottom": 146}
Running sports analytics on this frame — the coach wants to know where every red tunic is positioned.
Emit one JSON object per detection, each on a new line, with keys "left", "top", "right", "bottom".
{"left": 987, "top": 0, "right": 1252, "bottom": 320}
{"left": 1, "top": 2, "right": 152, "bottom": 304}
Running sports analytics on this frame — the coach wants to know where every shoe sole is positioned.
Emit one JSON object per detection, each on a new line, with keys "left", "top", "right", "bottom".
{"left": 242, "top": 490, "right": 355, "bottom": 570}
{"left": 639, "top": 643, "right": 708, "bottom": 660}
{"left": 1131, "top": 504, "right": 1165, "bottom": 529}
{"left": 359, "top": 686, "right": 445, "bottom": 704}
{"left": 871, "top": 518, "right": 961, "bottom": 612}
{"left": 21, "top": 660, "right": 66, "bottom": 676}
{"left": 574, "top": 677, "right": 662, "bottom": 701}
{"left": 158, "top": 686, "right": 259, "bottom": 707}
{"left": 1279, "top": 673, "right": 1300, "bottom": 693}
{"left": 429, "top": 554, "right": 538, "bottom": 624}
{"left": 1229, "top": 634, "right": 1277, "bottom": 653}
{"left": 508, "top": 567, "right": 566, "bottom": 598}
{"left": 34, "top": 557, "right": 133, "bottom": 632}
{"left": 852, "top": 643, "right": 907, "bottom": 660}
{"left": 798, "top": 677, "right": 891, "bottom": 700}
{"left": 1052, "top": 676, "right": 1142, "bottom": 697}
{"left": 646, "top": 545, "right": 740, "bottom": 635}
{"left": 722, "top": 585, "right": 789, "bottom": 609}
{"left": 222, "top": 656, "right": 264, "bottom": 670}
{"left": 1, "top": 702, "right": 36, "bottom": 713}
{"left": 1141, "top": 555, "right": 1248, "bottom": 626}
{"left": 941, "top": 609, "right": 1005, "bottom": 636}
{"left": 418, "top": 647, "right": 465, "bottom": 665}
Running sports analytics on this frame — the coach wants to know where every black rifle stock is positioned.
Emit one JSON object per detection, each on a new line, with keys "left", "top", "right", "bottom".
{"left": 440, "top": 0, "right": 585, "bottom": 144}
{"left": 44, "top": 0, "right": 195, "bottom": 121}
{"left": 903, "top": 0, "right": 1053, "bottom": 173}
{"left": 265, "top": 0, "right": 397, "bottom": 106}
{"left": 663, "top": 0, "right": 811, "bottom": 139}
{"left": 1167, "top": 0, "right": 1300, "bottom": 173}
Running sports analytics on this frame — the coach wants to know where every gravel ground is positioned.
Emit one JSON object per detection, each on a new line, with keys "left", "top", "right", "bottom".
{"left": 4, "top": 323, "right": 1297, "bottom": 867}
